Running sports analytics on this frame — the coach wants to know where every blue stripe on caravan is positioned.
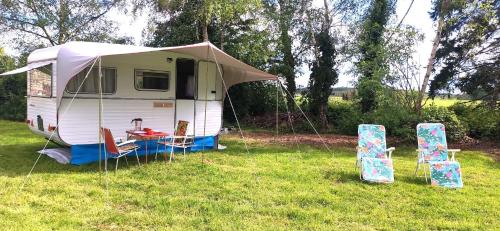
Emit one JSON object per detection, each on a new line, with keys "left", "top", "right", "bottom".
{"left": 70, "top": 136, "right": 216, "bottom": 165}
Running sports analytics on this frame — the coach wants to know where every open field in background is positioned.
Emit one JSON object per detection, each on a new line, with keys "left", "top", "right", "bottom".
{"left": 425, "top": 98, "right": 471, "bottom": 107}
{"left": 327, "top": 96, "right": 471, "bottom": 108}
{"left": 0, "top": 120, "right": 499, "bottom": 230}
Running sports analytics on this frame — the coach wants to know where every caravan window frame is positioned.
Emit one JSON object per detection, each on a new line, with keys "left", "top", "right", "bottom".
{"left": 28, "top": 64, "right": 53, "bottom": 98}
{"left": 134, "top": 69, "right": 170, "bottom": 92}
{"left": 65, "top": 66, "right": 117, "bottom": 95}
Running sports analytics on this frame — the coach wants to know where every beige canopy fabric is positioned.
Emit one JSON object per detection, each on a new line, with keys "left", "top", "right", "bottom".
{"left": 0, "top": 41, "right": 277, "bottom": 105}
{"left": 55, "top": 41, "right": 277, "bottom": 105}
{"left": 0, "top": 60, "right": 53, "bottom": 76}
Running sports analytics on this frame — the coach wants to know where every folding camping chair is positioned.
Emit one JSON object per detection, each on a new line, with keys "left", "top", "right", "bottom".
{"left": 356, "top": 124, "right": 396, "bottom": 183}
{"left": 101, "top": 127, "right": 141, "bottom": 171}
{"left": 156, "top": 120, "right": 194, "bottom": 162}
{"left": 416, "top": 123, "right": 463, "bottom": 188}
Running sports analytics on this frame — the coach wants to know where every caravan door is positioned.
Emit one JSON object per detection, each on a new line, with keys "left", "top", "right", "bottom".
{"left": 175, "top": 59, "right": 196, "bottom": 135}
{"left": 195, "top": 61, "right": 223, "bottom": 137}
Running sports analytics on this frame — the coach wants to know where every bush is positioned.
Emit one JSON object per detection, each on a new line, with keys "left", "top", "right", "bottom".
{"left": 449, "top": 103, "right": 500, "bottom": 140}
{"left": 0, "top": 75, "right": 27, "bottom": 121}
{"left": 367, "top": 103, "right": 418, "bottom": 142}
{"left": 421, "top": 105, "right": 466, "bottom": 141}
{"left": 327, "top": 101, "right": 363, "bottom": 135}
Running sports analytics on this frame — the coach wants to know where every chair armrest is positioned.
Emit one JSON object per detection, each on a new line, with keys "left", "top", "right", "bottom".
{"left": 117, "top": 140, "right": 136, "bottom": 146}
{"left": 171, "top": 135, "right": 188, "bottom": 139}
{"left": 386, "top": 147, "right": 395, "bottom": 158}
{"left": 114, "top": 137, "right": 124, "bottom": 143}
{"left": 448, "top": 149, "right": 461, "bottom": 161}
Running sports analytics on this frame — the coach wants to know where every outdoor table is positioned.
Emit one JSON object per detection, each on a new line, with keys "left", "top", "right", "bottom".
{"left": 126, "top": 130, "right": 168, "bottom": 163}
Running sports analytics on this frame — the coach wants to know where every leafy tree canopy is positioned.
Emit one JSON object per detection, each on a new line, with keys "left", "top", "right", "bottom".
{"left": 0, "top": 0, "right": 130, "bottom": 49}
{"left": 429, "top": 0, "right": 499, "bottom": 108}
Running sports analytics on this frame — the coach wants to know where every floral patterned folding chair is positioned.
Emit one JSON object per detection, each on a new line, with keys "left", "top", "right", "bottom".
{"left": 357, "top": 124, "right": 395, "bottom": 183}
{"left": 416, "top": 123, "right": 463, "bottom": 188}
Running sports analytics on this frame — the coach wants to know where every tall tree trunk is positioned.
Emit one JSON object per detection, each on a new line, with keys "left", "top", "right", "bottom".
{"left": 323, "top": 0, "right": 330, "bottom": 29}
{"left": 416, "top": 0, "right": 448, "bottom": 113}
{"left": 58, "top": 0, "right": 69, "bottom": 44}
{"left": 320, "top": 0, "right": 331, "bottom": 128}
{"left": 319, "top": 104, "right": 328, "bottom": 129}
{"left": 282, "top": 30, "right": 295, "bottom": 109}
{"left": 279, "top": 24, "right": 295, "bottom": 108}
{"left": 220, "top": 24, "right": 224, "bottom": 51}
{"left": 202, "top": 23, "right": 209, "bottom": 42}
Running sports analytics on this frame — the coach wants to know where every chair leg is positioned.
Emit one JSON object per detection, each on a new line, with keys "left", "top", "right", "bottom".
{"left": 415, "top": 162, "right": 420, "bottom": 176}
{"left": 424, "top": 164, "right": 429, "bottom": 183}
{"left": 124, "top": 155, "right": 129, "bottom": 166}
{"left": 169, "top": 146, "right": 174, "bottom": 163}
{"left": 163, "top": 144, "right": 168, "bottom": 162}
{"left": 358, "top": 159, "right": 363, "bottom": 180}
{"left": 135, "top": 149, "right": 141, "bottom": 167}
{"left": 115, "top": 158, "right": 119, "bottom": 172}
{"left": 155, "top": 142, "right": 160, "bottom": 160}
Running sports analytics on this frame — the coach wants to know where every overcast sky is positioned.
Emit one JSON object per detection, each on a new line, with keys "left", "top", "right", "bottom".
{"left": 2, "top": 0, "right": 435, "bottom": 88}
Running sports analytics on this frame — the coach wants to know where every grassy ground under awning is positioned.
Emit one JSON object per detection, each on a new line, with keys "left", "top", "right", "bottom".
{"left": 0, "top": 120, "right": 498, "bottom": 230}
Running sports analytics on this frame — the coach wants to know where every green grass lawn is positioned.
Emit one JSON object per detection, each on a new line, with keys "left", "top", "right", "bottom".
{"left": 0, "top": 120, "right": 498, "bottom": 230}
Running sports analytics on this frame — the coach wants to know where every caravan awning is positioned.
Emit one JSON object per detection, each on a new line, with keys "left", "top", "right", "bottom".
{"left": 0, "top": 60, "right": 53, "bottom": 76}
{"left": 0, "top": 41, "right": 278, "bottom": 106}
{"left": 55, "top": 41, "right": 277, "bottom": 106}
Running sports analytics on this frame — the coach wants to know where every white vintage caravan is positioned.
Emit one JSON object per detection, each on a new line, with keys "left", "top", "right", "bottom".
{"left": 1, "top": 42, "right": 276, "bottom": 164}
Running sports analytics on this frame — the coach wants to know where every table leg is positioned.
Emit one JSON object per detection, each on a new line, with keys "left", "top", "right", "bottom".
{"left": 145, "top": 140, "right": 148, "bottom": 163}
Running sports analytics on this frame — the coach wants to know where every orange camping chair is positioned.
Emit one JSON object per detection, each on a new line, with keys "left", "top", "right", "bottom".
{"left": 101, "top": 127, "right": 141, "bottom": 171}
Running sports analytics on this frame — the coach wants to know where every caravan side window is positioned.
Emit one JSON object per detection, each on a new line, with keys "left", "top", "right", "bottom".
{"left": 66, "top": 67, "right": 116, "bottom": 94}
{"left": 28, "top": 64, "right": 52, "bottom": 97}
{"left": 134, "top": 69, "right": 169, "bottom": 91}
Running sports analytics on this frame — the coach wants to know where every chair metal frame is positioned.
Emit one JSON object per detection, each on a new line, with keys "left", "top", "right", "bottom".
{"left": 155, "top": 120, "right": 195, "bottom": 162}
{"left": 101, "top": 127, "right": 141, "bottom": 171}
{"left": 415, "top": 148, "right": 461, "bottom": 182}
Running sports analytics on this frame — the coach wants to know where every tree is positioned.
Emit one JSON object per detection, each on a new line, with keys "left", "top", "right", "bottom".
{"left": 0, "top": 48, "right": 16, "bottom": 73}
{"left": 428, "top": 0, "right": 499, "bottom": 109}
{"left": 145, "top": 1, "right": 203, "bottom": 46}
{"left": 143, "top": 0, "right": 259, "bottom": 50}
{"left": 355, "top": 0, "right": 394, "bottom": 113}
{"left": 307, "top": 1, "right": 338, "bottom": 127}
{"left": 415, "top": 0, "right": 449, "bottom": 112}
{"left": 308, "top": 30, "right": 338, "bottom": 127}
{"left": 145, "top": 0, "right": 277, "bottom": 121}
{"left": 0, "top": 0, "right": 127, "bottom": 47}
{"left": 0, "top": 48, "right": 26, "bottom": 121}
{"left": 264, "top": 0, "right": 308, "bottom": 109}
{"left": 384, "top": 25, "right": 425, "bottom": 110}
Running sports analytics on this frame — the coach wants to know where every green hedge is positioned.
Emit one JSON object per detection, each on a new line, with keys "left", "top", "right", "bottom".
{"left": 326, "top": 102, "right": 482, "bottom": 142}
{"left": 449, "top": 103, "right": 500, "bottom": 140}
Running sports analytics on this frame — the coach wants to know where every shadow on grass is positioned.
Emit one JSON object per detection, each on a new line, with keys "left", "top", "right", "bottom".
{"left": 0, "top": 142, "right": 145, "bottom": 177}
{"left": 324, "top": 168, "right": 361, "bottom": 184}
{"left": 398, "top": 174, "right": 429, "bottom": 186}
